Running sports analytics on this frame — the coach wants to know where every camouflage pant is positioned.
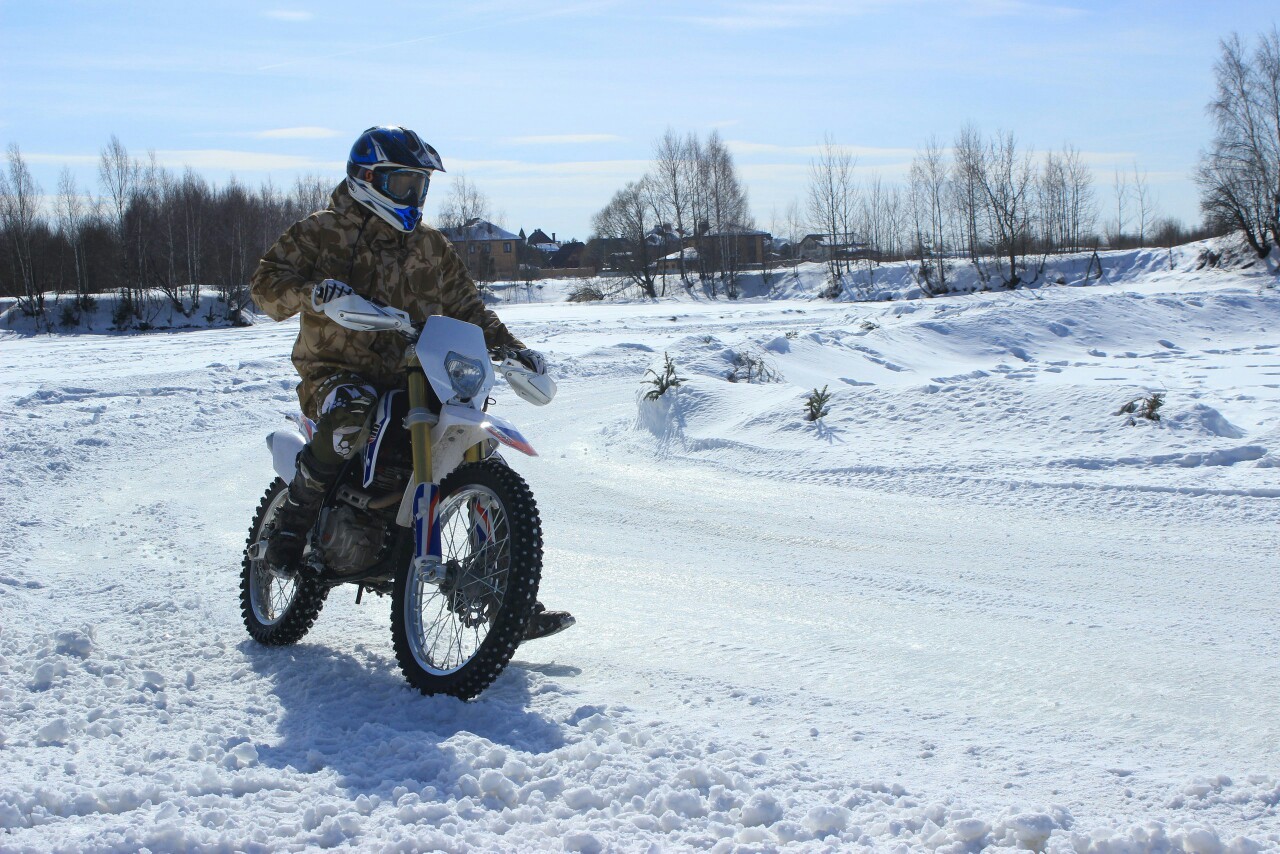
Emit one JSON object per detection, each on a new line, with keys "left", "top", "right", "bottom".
{"left": 308, "top": 372, "right": 380, "bottom": 468}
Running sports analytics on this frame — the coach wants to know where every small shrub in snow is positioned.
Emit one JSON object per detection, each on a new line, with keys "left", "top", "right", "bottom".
{"left": 860, "top": 320, "right": 879, "bottom": 332}
{"left": 805, "top": 385, "right": 833, "bottom": 421}
{"left": 1117, "top": 392, "right": 1165, "bottom": 425}
{"left": 567, "top": 283, "right": 605, "bottom": 302}
{"left": 726, "top": 352, "right": 779, "bottom": 383}
{"left": 642, "top": 353, "right": 684, "bottom": 400}
{"left": 58, "top": 301, "right": 79, "bottom": 328}
{"left": 111, "top": 294, "right": 134, "bottom": 329}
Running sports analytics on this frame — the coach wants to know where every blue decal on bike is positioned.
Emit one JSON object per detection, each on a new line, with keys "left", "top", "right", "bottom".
{"left": 471, "top": 502, "right": 492, "bottom": 546}
{"left": 413, "top": 481, "right": 442, "bottom": 562}
{"left": 363, "top": 391, "right": 400, "bottom": 488}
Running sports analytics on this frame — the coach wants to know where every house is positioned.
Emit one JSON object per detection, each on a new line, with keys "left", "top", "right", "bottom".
{"left": 438, "top": 218, "right": 522, "bottom": 279}
{"left": 797, "top": 233, "right": 872, "bottom": 263}
{"left": 526, "top": 228, "right": 560, "bottom": 253}
{"left": 656, "top": 246, "right": 698, "bottom": 273}
{"left": 693, "top": 225, "right": 771, "bottom": 267}
{"left": 646, "top": 224, "right": 683, "bottom": 253}
{"left": 546, "top": 240, "right": 588, "bottom": 270}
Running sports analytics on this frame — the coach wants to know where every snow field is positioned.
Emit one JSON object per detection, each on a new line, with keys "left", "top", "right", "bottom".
{"left": 2, "top": 243, "right": 1279, "bottom": 851}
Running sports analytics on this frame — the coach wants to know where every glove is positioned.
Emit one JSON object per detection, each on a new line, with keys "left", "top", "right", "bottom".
{"left": 516, "top": 348, "right": 547, "bottom": 375}
{"left": 311, "top": 279, "right": 354, "bottom": 312}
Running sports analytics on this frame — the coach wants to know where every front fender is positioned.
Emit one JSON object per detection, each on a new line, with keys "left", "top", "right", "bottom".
{"left": 436, "top": 404, "right": 537, "bottom": 457}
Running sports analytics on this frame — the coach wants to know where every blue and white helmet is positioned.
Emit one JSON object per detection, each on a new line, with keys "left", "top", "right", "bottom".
{"left": 346, "top": 126, "right": 445, "bottom": 232}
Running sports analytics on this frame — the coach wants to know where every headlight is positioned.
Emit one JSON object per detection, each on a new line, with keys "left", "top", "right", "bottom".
{"left": 444, "top": 352, "right": 486, "bottom": 401}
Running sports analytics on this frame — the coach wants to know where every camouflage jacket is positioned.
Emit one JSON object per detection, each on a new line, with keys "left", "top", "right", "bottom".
{"left": 251, "top": 182, "right": 524, "bottom": 417}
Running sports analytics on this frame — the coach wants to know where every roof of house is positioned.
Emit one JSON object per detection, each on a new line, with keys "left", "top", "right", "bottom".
{"left": 659, "top": 247, "right": 699, "bottom": 262}
{"left": 707, "top": 225, "right": 771, "bottom": 238}
{"left": 801, "top": 233, "right": 864, "bottom": 246}
{"left": 527, "top": 228, "right": 554, "bottom": 245}
{"left": 547, "top": 241, "right": 586, "bottom": 267}
{"left": 438, "top": 218, "right": 521, "bottom": 242}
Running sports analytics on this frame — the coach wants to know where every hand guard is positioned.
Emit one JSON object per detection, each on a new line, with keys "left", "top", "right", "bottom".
{"left": 311, "top": 279, "right": 354, "bottom": 312}
{"left": 516, "top": 348, "right": 547, "bottom": 375}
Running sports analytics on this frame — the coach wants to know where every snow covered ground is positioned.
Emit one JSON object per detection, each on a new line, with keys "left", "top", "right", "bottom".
{"left": 1, "top": 244, "right": 1278, "bottom": 852}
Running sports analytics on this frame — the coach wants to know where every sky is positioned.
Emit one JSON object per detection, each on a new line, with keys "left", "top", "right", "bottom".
{"left": 2, "top": 1, "right": 1277, "bottom": 242}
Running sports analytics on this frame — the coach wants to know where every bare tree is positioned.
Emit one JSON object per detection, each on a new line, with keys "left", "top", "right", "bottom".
{"left": 703, "top": 131, "right": 753, "bottom": 297}
{"left": 435, "top": 173, "right": 491, "bottom": 230}
{"left": 290, "top": 173, "right": 331, "bottom": 219}
{"left": 1038, "top": 151, "right": 1067, "bottom": 254}
{"left": 807, "top": 135, "right": 858, "bottom": 291}
{"left": 977, "top": 131, "right": 1037, "bottom": 288}
{"left": 910, "top": 137, "right": 951, "bottom": 293}
{"left": 785, "top": 199, "right": 804, "bottom": 273}
{"left": 1195, "top": 28, "right": 1280, "bottom": 257}
{"left": 0, "top": 144, "right": 45, "bottom": 318}
{"left": 651, "top": 129, "right": 695, "bottom": 285}
{"left": 54, "top": 167, "right": 93, "bottom": 313}
{"left": 1132, "top": 162, "right": 1157, "bottom": 245}
{"left": 1112, "top": 167, "right": 1129, "bottom": 247}
{"left": 97, "top": 135, "right": 147, "bottom": 319}
{"left": 592, "top": 177, "right": 661, "bottom": 298}
{"left": 1063, "top": 145, "right": 1096, "bottom": 252}
{"left": 952, "top": 124, "right": 986, "bottom": 266}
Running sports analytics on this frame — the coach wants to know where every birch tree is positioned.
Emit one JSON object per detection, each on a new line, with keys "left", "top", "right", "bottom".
{"left": 1195, "top": 28, "right": 1280, "bottom": 257}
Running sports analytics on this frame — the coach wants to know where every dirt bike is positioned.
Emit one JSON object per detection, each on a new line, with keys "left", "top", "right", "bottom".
{"left": 240, "top": 292, "right": 556, "bottom": 700}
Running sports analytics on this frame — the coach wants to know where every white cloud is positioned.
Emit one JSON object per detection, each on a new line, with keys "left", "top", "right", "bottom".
{"left": 501, "top": 134, "right": 626, "bottom": 146}
{"left": 148, "top": 150, "right": 344, "bottom": 172}
{"left": 253, "top": 127, "right": 342, "bottom": 140}
{"left": 446, "top": 158, "right": 650, "bottom": 179}
{"left": 263, "top": 10, "right": 313, "bottom": 22}
{"left": 674, "top": 0, "right": 1083, "bottom": 30}
{"left": 727, "top": 140, "right": 916, "bottom": 159}
{"left": 23, "top": 153, "right": 101, "bottom": 167}
{"left": 957, "top": 0, "right": 1085, "bottom": 19}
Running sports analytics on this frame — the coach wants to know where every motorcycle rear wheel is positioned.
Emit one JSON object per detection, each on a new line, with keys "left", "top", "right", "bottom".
{"left": 240, "top": 478, "right": 329, "bottom": 645}
{"left": 390, "top": 460, "right": 542, "bottom": 700}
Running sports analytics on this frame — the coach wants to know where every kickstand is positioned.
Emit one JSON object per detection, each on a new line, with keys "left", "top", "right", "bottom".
{"left": 355, "top": 584, "right": 364, "bottom": 605}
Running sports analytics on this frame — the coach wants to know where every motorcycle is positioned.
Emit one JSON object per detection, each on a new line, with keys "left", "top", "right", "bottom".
{"left": 240, "top": 292, "right": 556, "bottom": 700}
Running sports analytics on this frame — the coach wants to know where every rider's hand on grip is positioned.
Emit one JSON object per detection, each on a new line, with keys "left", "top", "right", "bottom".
{"left": 311, "top": 279, "right": 354, "bottom": 312}
{"left": 516, "top": 348, "right": 547, "bottom": 375}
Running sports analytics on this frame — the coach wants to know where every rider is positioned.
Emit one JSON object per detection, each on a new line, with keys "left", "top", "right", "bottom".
{"left": 250, "top": 125, "right": 572, "bottom": 641}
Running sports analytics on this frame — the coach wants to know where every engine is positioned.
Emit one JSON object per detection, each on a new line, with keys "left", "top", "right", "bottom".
{"left": 315, "top": 504, "right": 387, "bottom": 576}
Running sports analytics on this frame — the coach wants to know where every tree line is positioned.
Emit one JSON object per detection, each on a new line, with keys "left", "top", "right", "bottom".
{"left": 593, "top": 123, "right": 1218, "bottom": 302}
{"left": 0, "top": 136, "right": 331, "bottom": 329}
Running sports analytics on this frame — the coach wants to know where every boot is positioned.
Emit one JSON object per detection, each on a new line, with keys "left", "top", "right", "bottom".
{"left": 523, "top": 602, "right": 575, "bottom": 642}
{"left": 266, "top": 447, "right": 341, "bottom": 569}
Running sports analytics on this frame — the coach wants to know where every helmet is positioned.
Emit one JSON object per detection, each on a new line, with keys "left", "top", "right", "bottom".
{"left": 345, "top": 126, "right": 445, "bottom": 232}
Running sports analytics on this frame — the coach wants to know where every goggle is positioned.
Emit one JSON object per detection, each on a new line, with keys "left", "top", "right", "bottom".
{"left": 370, "top": 167, "right": 431, "bottom": 205}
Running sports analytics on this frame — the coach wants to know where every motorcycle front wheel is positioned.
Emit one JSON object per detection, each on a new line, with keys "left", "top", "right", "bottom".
{"left": 390, "top": 460, "right": 542, "bottom": 700}
{"left": 239, "top": 478, "right": 329, "bottom": 645}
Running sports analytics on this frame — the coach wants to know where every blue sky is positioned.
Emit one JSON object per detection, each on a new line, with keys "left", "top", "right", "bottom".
{"left": 2, "top": 1, "right": 1275, "bottom": 240}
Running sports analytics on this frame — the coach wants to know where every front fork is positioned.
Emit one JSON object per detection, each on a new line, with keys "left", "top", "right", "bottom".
{"left": 407, "top": 356, "right": 486, "bottom": 585}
